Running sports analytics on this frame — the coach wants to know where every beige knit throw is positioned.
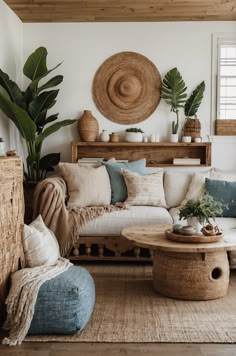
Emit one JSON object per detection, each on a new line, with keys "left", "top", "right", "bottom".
{"left": 33, "top": 177, "right": 129, "bottom": 256}
{"left": 2, "top": 257, "right": 72, "bottom": 346}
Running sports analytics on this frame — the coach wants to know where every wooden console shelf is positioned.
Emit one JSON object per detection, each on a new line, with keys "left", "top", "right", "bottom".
{"left": 72, "top": 142, "right": 211, "bottom": 167}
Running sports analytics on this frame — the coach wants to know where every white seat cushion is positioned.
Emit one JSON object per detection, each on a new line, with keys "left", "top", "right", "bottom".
{"left": 80, "top": 206, "right": 172, "bottom": 236}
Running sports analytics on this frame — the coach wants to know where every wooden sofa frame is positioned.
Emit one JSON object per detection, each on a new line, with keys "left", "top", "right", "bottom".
{"left": 68, "top": 141, "right": 211, "bottom": 261}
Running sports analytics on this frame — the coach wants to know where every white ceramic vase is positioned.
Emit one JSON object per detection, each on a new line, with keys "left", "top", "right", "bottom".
{"left": 125, "top": 132, "right": 143, "bottom": 142}
{"left": 99, "top": 130, "right": 110, "bottom": 142}
{"left": 0, "top": 141, "right": 5, "bottom": 156}
{"left": 187, "top": 217, "right": 203, "bottom": 234}
{"left": 170, "top": 134, "right": 178, "bottom": 143}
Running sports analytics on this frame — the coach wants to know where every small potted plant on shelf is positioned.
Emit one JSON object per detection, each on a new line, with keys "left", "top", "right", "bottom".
{"left": 161, "top": 67, "right": 187, "bottom": 142}
{"left": 125, "top": 128, "right": 144, "bottom": 142}
{"left": 179, "top": 194, "right": 224, "bottom": 234}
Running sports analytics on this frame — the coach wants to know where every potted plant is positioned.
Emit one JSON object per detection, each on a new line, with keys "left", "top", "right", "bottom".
{"left": 183, "top": 81, "right": 205, "bottom": 141}
{"left": 179, "top": 194, "right": 224, "bottom": 233}
{"left": 0, "top": 46, "right": 76, "bottom": 182}
{"left": 161, "top": 67, "right": 187, "bottom": 142}
{"left": 125, "top": 128, "right": 144, "bottom": 142}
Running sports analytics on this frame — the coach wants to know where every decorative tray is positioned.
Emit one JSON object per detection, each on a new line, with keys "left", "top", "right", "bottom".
{"left": 165, "top": 229, "right": 224, "bottom": 243}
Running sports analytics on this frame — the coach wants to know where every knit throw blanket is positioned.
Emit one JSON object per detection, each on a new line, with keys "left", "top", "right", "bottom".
{"left": 2, "top": 258, "right": 72, "bottom": 346}
{"left": 33, "top": 176, "right": 128, "bottom": 256}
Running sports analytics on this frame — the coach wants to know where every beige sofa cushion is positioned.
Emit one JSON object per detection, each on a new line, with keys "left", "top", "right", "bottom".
{"left": 59, "top": 162, "right": 111, "bottom": 208}
{"left": 80, "top": 205, "right": 172, "bottom": 236}
{"left": 164, "top": 171, "right": 192, "bottom": 208}
{"left": 121, "top": 168, "right": 167, "bottom": 207}
{"left": 179, "top": 171, "right": 210, "bottom": 207}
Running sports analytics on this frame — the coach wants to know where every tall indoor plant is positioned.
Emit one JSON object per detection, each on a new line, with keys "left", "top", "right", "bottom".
{"left": 0, "top": 47, "right": 76, "bottom": 182}
{"left": 161, "top": 67, "right": 187, "bottom": 141}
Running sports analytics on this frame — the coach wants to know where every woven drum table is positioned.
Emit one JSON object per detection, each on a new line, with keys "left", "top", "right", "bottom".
{"left": 121, "top": 224, "right": 236, "bottom": 301}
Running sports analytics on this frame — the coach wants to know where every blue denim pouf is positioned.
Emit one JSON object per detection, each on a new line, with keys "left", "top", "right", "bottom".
{"left": 28, "top": 266, "right": 95, "bottom": 335}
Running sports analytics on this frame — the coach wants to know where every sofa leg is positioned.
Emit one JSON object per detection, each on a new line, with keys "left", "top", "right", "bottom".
{"left": 85, "top": 243, "right": 92, "bottom": 256}
{"left": 134, "top": 247, "right": 141, "bottom": 258}
{"left": 73, "top": 243, "right": 80, "bottom": 256}
{"left": 98, "top": 244, "right": 104, "bottom": 257}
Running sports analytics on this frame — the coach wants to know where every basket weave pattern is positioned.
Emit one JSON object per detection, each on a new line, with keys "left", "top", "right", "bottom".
{"left": 0, "top": 157, "right": 25, "bottom": 324}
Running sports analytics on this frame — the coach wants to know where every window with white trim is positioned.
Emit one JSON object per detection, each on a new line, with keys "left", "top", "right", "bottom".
{"left": 217, "top": 39, "right": 236, "bottom": 120}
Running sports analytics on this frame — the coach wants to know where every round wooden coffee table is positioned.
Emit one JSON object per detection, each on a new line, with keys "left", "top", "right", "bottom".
{"left": 121, "top": 224, "right": 236, "bottom": 300}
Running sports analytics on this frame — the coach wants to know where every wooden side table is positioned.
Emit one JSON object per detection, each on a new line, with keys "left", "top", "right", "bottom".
{"left": 121, "top": 224, "right": 236, "bottom": 301}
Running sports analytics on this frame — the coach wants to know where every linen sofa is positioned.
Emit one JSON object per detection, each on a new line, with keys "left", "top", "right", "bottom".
{"left": 33, "top": 166, "right": 236, "bottom": 267}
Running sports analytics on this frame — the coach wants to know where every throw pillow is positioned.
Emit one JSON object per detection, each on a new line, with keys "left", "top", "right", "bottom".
{"left": 180, "top": 171, "right": 210, "bottom": 207}
{"left": 102, "top": 159, "right": 146, "bottom": 204}
{"left": 205, "top": 178, "right": 236, "bottom": 217}
{"left": 59, "top": 162, "right": 111, "bottom": 207}
{"left": 121, "top": 168, "right": 168, "bottom": 207}
{"left": 210, "top": 168, "right": 236, "bottom": 182}
{"left": 23, "top": 215, "right": 60, "bottom": 267}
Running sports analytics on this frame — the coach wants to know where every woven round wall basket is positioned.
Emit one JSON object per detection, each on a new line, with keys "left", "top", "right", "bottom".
{"left": 92, "top": 52, "right": 161, "bottom": 124}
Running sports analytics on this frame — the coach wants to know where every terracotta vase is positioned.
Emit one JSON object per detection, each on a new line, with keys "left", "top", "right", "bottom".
{"left": 78, "top": 110, "right": 99, "bottom": 142}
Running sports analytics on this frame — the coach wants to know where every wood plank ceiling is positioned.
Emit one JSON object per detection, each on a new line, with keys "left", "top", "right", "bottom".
{"left": 4, "top": 0, "right": 236, "bottom": 22}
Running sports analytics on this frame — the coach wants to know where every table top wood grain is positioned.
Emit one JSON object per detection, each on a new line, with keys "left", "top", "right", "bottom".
{"left": 121, "top": 224, "right": 236, "bottom": 253}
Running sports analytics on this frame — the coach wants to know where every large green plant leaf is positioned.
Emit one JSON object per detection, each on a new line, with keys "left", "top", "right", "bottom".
{"left": 45, "top": 113, "right": 59, "bottom": 124}
{"left": 38, "top": 75, "right": 63, "bottom": 93}
{"left": 23, "top": 47, "right": 62, "bottom": 86}
{"left": 28, "top": 90, "right": 59, "bottom": 122}
{"left": 23, "top": 47, "right": 48, "bottom": 81}
{"left": 184, "top": 81, "right": 205, "bottom": 117}
{"left": 0, "top": 69, "right": 24, "bottom": 107}
{"left": 0, "top": 92, "right": 36, "bottom": 141}
{"left": 161, "top": 67, "right": 187, "bottom": 112}
{"left": 35, "top": 119, "right": 76, "bottom": 148}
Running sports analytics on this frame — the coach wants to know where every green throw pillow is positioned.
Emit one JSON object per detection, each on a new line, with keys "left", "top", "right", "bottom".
{"left": 102, "top": 159, "right": 146, "bottom": 204}
{"left": 205, "top": 178, "right": 236, "bottom": 217}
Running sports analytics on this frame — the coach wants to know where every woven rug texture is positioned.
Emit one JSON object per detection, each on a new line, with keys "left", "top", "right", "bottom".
{"left": 25, "top": 264, "right": 236, "bottom": 343}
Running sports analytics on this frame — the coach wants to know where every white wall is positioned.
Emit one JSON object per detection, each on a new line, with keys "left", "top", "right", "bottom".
{"left": 0, "top": 2, "right": 23, "bottom": 151}
{"left": 20, "top": 21, "right": 235, "bottom": 168}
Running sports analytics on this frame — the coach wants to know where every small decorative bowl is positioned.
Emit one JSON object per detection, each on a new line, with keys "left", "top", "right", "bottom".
{"left": 179, "top": 226, "right": 196, "bottom": 236}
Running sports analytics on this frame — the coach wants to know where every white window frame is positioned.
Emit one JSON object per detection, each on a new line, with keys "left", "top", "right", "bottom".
{"left": 211, "top": 33, "right": 236, "bottom": 134}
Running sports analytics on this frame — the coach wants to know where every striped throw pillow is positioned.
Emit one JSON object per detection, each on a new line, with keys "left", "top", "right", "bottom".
{"left": 121, "top": 168, "right": 168, "bottom": 207}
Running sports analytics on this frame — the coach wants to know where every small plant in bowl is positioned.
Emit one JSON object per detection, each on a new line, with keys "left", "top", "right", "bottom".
{"left": 125, "top": 128, "right": 144, "bottom": 142}
{"left": 179, "top": 194, "right": 224, "bottom": 234}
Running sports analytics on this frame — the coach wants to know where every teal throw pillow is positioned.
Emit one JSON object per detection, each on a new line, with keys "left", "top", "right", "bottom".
{"left": 205, "top": 178, "right": 236, "bottom": 217}
{"left": 102, "top": 159, "right": 146, "bottom": 204}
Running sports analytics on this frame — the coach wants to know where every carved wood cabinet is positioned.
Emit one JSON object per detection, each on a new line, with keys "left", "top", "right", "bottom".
{"left": 0, "top": 157, "right": 25, "bottom": 324}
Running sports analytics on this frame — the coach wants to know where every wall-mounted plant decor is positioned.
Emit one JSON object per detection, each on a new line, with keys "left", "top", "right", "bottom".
{"left": 93, "top": 52, "right": 161, "bottom": 125}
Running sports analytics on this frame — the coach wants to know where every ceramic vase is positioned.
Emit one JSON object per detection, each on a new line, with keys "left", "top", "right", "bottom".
{"left": 100, "top": 130, "right": 110, "bottom": 142}
{"left": 187, "top": 217, "right": 203, "bottom": 234}
{"left": 78, "top": 110, "right": 99, "bottom": 142}
{"left": 170, "top": 134, "right": 178, "bottom": 143}
{"left": 125, "top": 132, "right": 143, "bottom": 142}
{"left": 0, "top": 141, "right": 5, "bottom": 156}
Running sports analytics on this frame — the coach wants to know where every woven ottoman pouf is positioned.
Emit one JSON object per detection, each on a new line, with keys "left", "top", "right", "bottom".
{"left": 28, "top": 266, "right": 95, "bottom": 335}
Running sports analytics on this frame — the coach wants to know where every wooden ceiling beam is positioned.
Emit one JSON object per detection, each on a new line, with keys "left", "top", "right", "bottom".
{"left": 4, "top": 0, "right": 236, "bottom": 22}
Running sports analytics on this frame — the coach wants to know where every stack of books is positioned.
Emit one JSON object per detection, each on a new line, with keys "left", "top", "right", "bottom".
{"left": 77, "top": 157, "right": 104, "bottom": 163}
{"left": 173, "top": 157, "right": 201, "bottom": 165}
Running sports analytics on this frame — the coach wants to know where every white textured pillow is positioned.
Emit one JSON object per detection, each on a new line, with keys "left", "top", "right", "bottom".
{"left": 180, "top": 172, "right": 210, "bottom": 207}
{"left": 210, "top": 168, "right": 236, "bottom": 181}
{"left": 59, "top": 162, "right": 111, "bottom": 208}
{"left": 122, "top": 168, "right": 167, "bottom": 207}
{"left": 23, "top": 215, "right": 60, "bottom": 267}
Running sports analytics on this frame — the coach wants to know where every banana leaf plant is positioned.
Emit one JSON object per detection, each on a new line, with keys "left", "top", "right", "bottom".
{"left": 0, "top": 47, "right": 76, "bottom": 182}
{"left": 184, "top": 81, "right": 205, "bottom": 117}
{"left": 161, "top": 67, "right": 187, "bottom": 134}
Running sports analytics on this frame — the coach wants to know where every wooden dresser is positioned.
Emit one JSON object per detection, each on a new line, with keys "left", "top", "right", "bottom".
{"left": 0, "top": 157, "right": 25, "bottom": 324}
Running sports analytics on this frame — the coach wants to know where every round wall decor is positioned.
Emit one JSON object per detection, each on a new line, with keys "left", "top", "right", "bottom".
{"left": 92, "top": 52, "right": 161, "bottom": 124}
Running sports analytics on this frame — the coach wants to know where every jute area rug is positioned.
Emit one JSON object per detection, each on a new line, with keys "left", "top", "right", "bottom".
{"left": 26, "top": 263, "right": 236, "bottom": 343}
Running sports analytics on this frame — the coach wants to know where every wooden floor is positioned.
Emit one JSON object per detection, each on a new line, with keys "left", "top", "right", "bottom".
{"left": 1, "top": 341, "right": 236, "bottom": 355}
